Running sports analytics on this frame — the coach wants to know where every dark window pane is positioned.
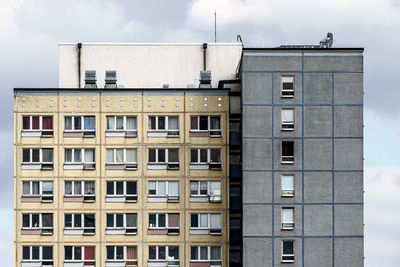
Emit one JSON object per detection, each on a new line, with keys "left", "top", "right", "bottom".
{"left": 84, "top": 214, "right": 95, "bottom": 227}
{"left": 74, "top": 247, "right": 82, "bottom": 260}
{"left": 200, "top": 149, "right": 207, "bottom": 162}
{"left": 22, "top": 149, "right": 30, "bottom": 162}
{"left": 210, "top": 116, "right": 220, "bottom": 130}
{"left": 283, "top": 241, "right": 294, "bottom": 254}
{"left": 22, "top": 214, "right": 30, "bottom": 227}
{"left": 32, "top": 117, "right": 39, "bottom": 130}
{"left": 158, "top": 117, "right": 165, "bottom": 130}
{"left": 74, "top": 116, "right": 82, "bottom": 130}
{"left": 149, "top": 117, "right": 156, "bottom": 130}
{"left": 106, "top": 246, "right": 114, "bottom": 260}
{"left": 42, "top": 149, "right": 53, "bottom": 162}
{"left": 42, "top": 214, "right": 53, "bottom": 227}
{"left": 199, "top": 116, "right": 208, "bottom": 130}
{"left": 32, "top": 246, "right": 40, "bottom": 259}
{"left": 65, "top": 246, "right": 72, "bottom": 260}
{"left": 210, "top": 149, "right": 221, "bottom": 162}
{"left": 107, "top": 214, "right": 114, "bottom": 227}
{"left": 191, "top": 214, "right": 198, "bottom": 228}
{"left": 22, "top": 117, "right": 30, "bottom": 130}
{"left": 168, "top": 149, "right": 179, "bottom": 162}
{"left": 74, "top": 214, "right": 81, "bottom": 227}
{"left": 116, "top": 182, "right": 123, "bottom": 195}
{"left": 65, "top": 214, "right": 72, "bottom": 227}
{"left": 116, "top": 214, "right": 123, "bottom": 227}
{"left": 149, "top": 149, "right": 156, "bottom": 162}
{"left": 32, "top": 149, "right": 40, "bottom": 162}
{"left": 200, "top": 247, "right": 208, "bottom": 260}
{"left": 191, "top": 246, "right": 198, "bottom": 260}
{"left": 190, "top": 149, "right": 198, "bottom": 163}
{"left": 149, "top": 214, "right": 156, "bottom": 227}
{"left": 127, "top": 182, "right": 136, "bottom": 195}
{"left": 158, "top": 149, "right": 165, "bottom": 162}
{"left": 158, "top": 246, "right": 166, "bottom": 260}
{"left": 116, "top": 246, "right": 124, "bottom": 259}
{"left": 32, "top": 214, "right": 39, "bottom": 227}
{"left": 149, "top": 246, "right": 156, "bottom": 260}
{"left": 190, "top": 116, "right": 198, "bottom": 130}
{"left": 282, "top": 142, "right": 294, "bottom": 156}
{"left": 158, "top": 214, "right": 166, "bottom": 228}
{"left": 169, "top": 246, "right": 179, "bottom": 260}
{"left": 106, "top": 182, "right": 114, "bottom": 195}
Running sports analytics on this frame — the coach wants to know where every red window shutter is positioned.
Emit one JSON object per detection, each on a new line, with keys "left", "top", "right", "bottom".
{"left": 32, "top": 117, "right": 39, "bottom": 130}
{"left": 84, "top": 246, "right": 95, "bottom": 260}
{"left": 42, "top": 117, "right": 53, "bottom": 130}
{"left": 168, "top": 214, "right": 179, "bottom": 227}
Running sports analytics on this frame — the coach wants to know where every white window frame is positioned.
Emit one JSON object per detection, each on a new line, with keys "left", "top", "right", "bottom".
{"left": 281, "top": 108, "right": 295, "bottom": 131}
{"left": 190, "top": 148, "right": 221, "bottom": 170}
{"left": 281, "top": 75, "right": 295, "bottom": 98}
{"left": 106, "top": 148, "right": 137, "bottom": 166}
{"left": 190, "top": 246, "right": 221, "bottom": 262}
{"left": 281, "top": 207, "right": 295, "bottom": 230}
{"left": 106, "top": 181, "right": 137, "bottom": 202}
{"left": 281, "top": 141, "right": 294, "bottom": 164}
{"left": 190, "top": 115, "right": 221, "bottom": 136}
{"left": 281, "top": 174, "right": 295, "bottom": 197}
{"left": 22, "top": 213, "right": 53, "bottom": 235}
{"left": 64, "top": 116, "right": 95, "bottom": 132}
{"left": 147, "top": 181, "right": 179, "bottom": 202}
{"left": 22, "top": 246, "right": 53, "bottom": 263}
{"left": 148, "top": 213, "right": 179, "bottom": 230}
{"left": 106, "top": 246, "right": 137, "bottom": 261}
{"left": 147, "top": 148, "right": 179, "bottom": 170}
{"left": 106, "top": 115, "right": 137, "bottom": 137}
{"left": 148, "top": 246, "right": 179, "bottom": 261}
{"left": 190, "top": 181, "right": 221, "bottom": 202}
{"left": 64, "top": 148, "right": 95, "bottom": 169}
{"left": 190, "top": 213, "right": 222, "bottom": 235}
{"left": 64, "top": 213, "right": 95, "bottom": 233}
{"left": 22, "top": 148, "right": 53, "bottom": 169}
{"left": 106, "top": 213, "right": 137, "bottom": 233}
{"left": 22, "top": 181, "right": 53, "bottom": 201}
{"left": 64, "top": 246, "right": 95, "bottom": 263}
{"left": 22, "top": 115, "right": 53, "bottom": 137}
{"left": 148, "top": 115, "right": 179, "bottom": 137}
{"left": 281, "top": 240, "right": 295, "bottom": 263}
{"left": 64, "top": 181, "right": 95, "bottom": 201}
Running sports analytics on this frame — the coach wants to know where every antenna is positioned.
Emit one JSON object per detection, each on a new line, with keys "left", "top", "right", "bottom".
{"left": 214, "top": 10, "right": 217, "bottom": 43}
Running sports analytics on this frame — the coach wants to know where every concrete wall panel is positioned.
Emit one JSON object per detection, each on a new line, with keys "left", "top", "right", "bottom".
{"left": 304, "top": 205, "right": 332, "bottom": 236}
{"left": 335, "top": 205, "right": 364, "bottom": 236}
{"left": 334, "top": 238, "right": 364, "bottom": 267}
{"left": 243, "top": 205, "right": 272, "bottom": 236}
{"left": 304, "top": 172, "right": 332, "bottom": 203}
{"left": 243, "top": 106, "right": 272, "bottom": 137}
{"left": 243, "top": 172, "right": 272, "bottom": 203}
{"left": 242, "top": 73, "right": 272, "bottom": 104}
{"left": 304, "top": 106, "right": 332, "bottom": 137}
{"left": 334, "top": 172, "right": 364, "bottom": 203}
{"left": 304, "top": 238, "right": 332, "bottom": 267}
{"left": 304, "top": 140, "right": 332, "bottom": 170}
{"left": 243, "top": 139, "right": 272, "bottom": 170}
{"left": 304, "top": 73, "right": 332, "bottom": 104}
{"left": 334, "top": 139, "right": 363, "bottom": 170}
{"left": 334, "top": 73, "right": 363, "bottom": 104}
{"left": 243, "top": 238, "right": 272, "bottom": 267}
{"left": 334, "top": 106, "right": 363, "bottom": 137}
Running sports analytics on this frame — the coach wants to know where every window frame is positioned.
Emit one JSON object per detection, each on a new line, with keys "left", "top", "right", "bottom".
{"left": 281, "top": 207, "right": 295, "bottom": 230}
{"left": 64, "top": 148, "right": 95, "bottom": 169}
{"left": 148, "top": 115, "right": 179, "bottom": 136}
{"left": 106, "top": 115, "right": 137, "bottom": 137}
{"left": 22, "top": 181, "right": 53, "bottom": 202}
{"left": 105, "top": 148, "right": 138, "bottom": 170}
{"left": 22, "top": 115, "right": 53, "bottom": 137}
{"left": 148, "top": 246, "right": 179, "bottom": 262}
{"left": 64, "top": 116, "right": 95, "bottom": 137}
{"left": 22, "top": 148, "right": 53, "bottom": 170}
{"left": 64, "top": 181, "right": 95, "bottom": 201}
{"left": 64, "top": 213, "right": 95, "bottom": 234}
{"left": 147, "top": 180, "right": 180, "bottom": 202}
{"left": 281, "top": 141, "right": 294, "bottom": 164}
{"left": 281, "top": 75, "right": 295, "bottom": 98}
{"left": 106, "top": 246, "right": 137, "bottom": 261}
{"left": 190, "top": 148, "right": 221, "bottom": 170}
{"left": 281, "top": 174, "right": 295, "bottom": 197}
{"left": 106, "top": 181, "right": 137, "bottom": 202}
{"left": 190, "top": 213, "right": 222, "bottom": 235}
{"left": 281, "top": 108, "right": 295, "bottom": 131}
{"left": 22, "top": 213, "right": 53, "bottom": 231}
{"left": 281, "top": 240, "right": 295, "bottom": 263}
{"left": 106, "top": 213, "right": 137, "bottom": 234}
{"left": 190, "top": 181, "right": 222, "bottom": 202}
{"left": 22, "top": 246, "right": 53, "bottom": 263}
{"left": 190, "top": 246, "right": 221, "bottom": 262}
{"left": 190, "top": 115, "right": 221, "bottom": 137}
{"left": 147, "top": 148, "right": 180, "bottom": 170}
{"left": 64, "top": 246, "right": 95, "bottom": 263}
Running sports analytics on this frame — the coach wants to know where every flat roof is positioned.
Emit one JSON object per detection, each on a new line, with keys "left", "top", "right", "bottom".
{"left": 244, "top": 47, "right": 364, "bottom": 51}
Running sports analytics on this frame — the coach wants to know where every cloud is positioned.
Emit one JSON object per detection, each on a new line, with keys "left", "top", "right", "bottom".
{"left": 365, "top": 166, "right": 400, "bottom": 266}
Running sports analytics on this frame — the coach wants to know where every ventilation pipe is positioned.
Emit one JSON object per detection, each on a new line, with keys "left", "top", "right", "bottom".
{"left": 77, "top": 43, "right": 82, "bottom": 88}
{"left": 202, "top": 43, "right": 207, "bottom": 70}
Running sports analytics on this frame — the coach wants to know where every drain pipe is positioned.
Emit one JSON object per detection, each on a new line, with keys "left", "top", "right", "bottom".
{"left": 77, "top": 43, "right": 82, "bottom": 88}
{"left": 202, "top": 43, "right": 207, "bottom": 70}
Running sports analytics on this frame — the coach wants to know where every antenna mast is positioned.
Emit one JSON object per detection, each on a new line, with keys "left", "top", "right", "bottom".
{"left": 214, "top": 10, "right": 217, "bottom": 43}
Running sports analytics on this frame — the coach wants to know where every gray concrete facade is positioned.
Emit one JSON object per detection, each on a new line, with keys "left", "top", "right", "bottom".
{"left": 241, "top": 48, "right": 364, "bottom": 267}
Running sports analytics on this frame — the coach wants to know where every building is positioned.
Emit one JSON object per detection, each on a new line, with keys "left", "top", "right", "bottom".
{"left": 14, "top": 41, "right": 363, "bottom": 267}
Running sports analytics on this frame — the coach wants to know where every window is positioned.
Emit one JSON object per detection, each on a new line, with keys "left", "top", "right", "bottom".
{"left": 64, "top": 246, "right": 95, "bottom": 264}
{"left": 190, "top": 181, "right": 221, "bottom": 202}
{"left": 22, "top": 246, "right": 53, "bottom": 265}
{"left": 106, "top": 213, "right": 137, "bottom": 234}
{"left": 106, "top": 246, "right": 137, "bottom": 263}
{"left": 281, "top": 141, "right": 294, "bottom": 164}
{"left": 105, "top": 70, "right": 117, "bottom": 88}
{"left": 282, "top": 175, "right": 294, "bottom": 197}
{"left": 106, "top": 148, "right": 137, "bottom": 170}
{"left": 22, "top": 116, "right": 53, "bottom": 137}
{"left": 106, "top": 116, "right": 137, "bottom": 137}
{"left": 148, "top": 213, "right": 179, "bottom": 235}
{"left": 148, "top": 181, "right": 179, "bottom": 202}
{"left": 148, "top": 148, "right": 179, "bottom": 170}
{"left": 22, "top": 148, "right": 53, "bottom": 170}
{"left": 281, "top": 208, "right": 295, "bottom": 230}
{"left": 148, "top": 246, "right": 179, "bottom": 262}
{"left": 190, "top": 213, "right": 221, "bottom": 235}
{"left": 190, "top": 148, "right": 221, "bottom": 170}
{"left": 64, "top": 116, "right": 95, "bottom": 137}
{"left": 281, "top": 109, "right": 294, "bottom": 131}
{"left": 281, "top": 76, "right": 294, "bottom": 97}
{"left": 106, "top": 181, "right": 137, "bottom": 202}
{"left": 22, "top": 213, "right": 53, "bottom": 235}
{"left": 148, "top": 116, "right": 179, "bottom": 136}
{"left": 64, "top": 148, "right": 95, "bottom": 169}
{"left": 64, "top": 213, "right": 95, "bottom": 234}
{"left": 190, "top": 115, "right": 221, "bottom": 136}
{"left": 22, "top": 181, "right": 53, "bottom": 202}
{"left": 191, "top": 246, "right": 221, "bottom": 264}
{"left": 282, "top": 240, "right": 295, "bottom": 262}
{"left": 64, "top": 181, "right": 95, "bottom": 202}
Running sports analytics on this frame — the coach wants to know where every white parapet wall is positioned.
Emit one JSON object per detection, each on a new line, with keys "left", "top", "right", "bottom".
{"left": 59, "top": 43, "right": 243, "bottom": 88}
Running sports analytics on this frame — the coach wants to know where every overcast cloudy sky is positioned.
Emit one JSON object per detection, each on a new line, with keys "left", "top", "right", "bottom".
{"left": 1, "top": 0, "right": 399, "bottom": 266}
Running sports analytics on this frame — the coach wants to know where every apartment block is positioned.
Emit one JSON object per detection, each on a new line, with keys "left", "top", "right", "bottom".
{"left": 14, "top": 42, "right": 364, "bottom": 267}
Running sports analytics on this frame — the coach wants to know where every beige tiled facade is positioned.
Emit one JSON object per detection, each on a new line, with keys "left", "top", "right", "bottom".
{"left": 15, "top": 90, "right": 229, "bottom": 267}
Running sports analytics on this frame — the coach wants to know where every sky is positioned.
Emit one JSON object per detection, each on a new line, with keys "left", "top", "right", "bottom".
{"left": 0, "top": 0, "right": 399, "bottom": 266}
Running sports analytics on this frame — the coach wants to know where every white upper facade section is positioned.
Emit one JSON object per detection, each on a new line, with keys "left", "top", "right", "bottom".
{"left": 59, "top": 43, "right": 243, "bottom": 88}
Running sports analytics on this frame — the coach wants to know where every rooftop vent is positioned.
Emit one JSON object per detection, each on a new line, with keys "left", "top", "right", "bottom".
{"left": 280, "top": 32, "right": 334, "bottom": 49}
{"left": 163, "top": 84, "right": 169, "bottom": 89}
{"left": 85, "top": 70, "right": 97, "bottom": 88}
{"left": 105, "top": 70, "right": 117, "bottom": 88}
{"left": 199, "top": 70, "right": 212, "bottom": 88}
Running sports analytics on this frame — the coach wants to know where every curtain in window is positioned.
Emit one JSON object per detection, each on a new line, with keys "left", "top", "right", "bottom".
{"left": 210, "top": 182, "right": 221, "bottom": 196}
{"left": 210, "top": 116, "right": 220, "bottom": 130}
{"left": 200, "top": 247, "right": 208, "bottom": 260}
{"left": 84, "top": 149, "right": 94, "bottom": 163}
{"left": 282, "top": 208, "right": 294, "bottom": 223}
{"left": 190, "top": 182, "right": 198, "bottom": 194}
{"left": 65, "top": 182, "right": 72, "bottom": 195}
{"left": 42, "top": 149, "right": 53, "bottom": 163}
{"left": 148, "top": 182, "right": 156, "bottom": 194}
{"left": 210, "top": 247, "right": 221, "bottom": 260}
{"left": 116, "top": 149, "right": 123, "bottom": 163}
{"left": 65, "top": 149, "right": 72, "bottom": 163}
{"left": 42, "top": 117, "right": 53, "bottom": 130}
{"left": 168, "top": 117, "right": 178, "bottom": 130}
{"left": 126, "top": 149, "right": 137, "bottom": 163}
{"left": 74, "top": 149, "right": 82, "bottom": 162}
{"left": 158, "top": 182, "right": 166, "bottom": 195}
{"left": 84, "top": 182, "right": 95, "bottom": 195}
{"left": 84, "top": 247, "right": 95, "bottom": 261}
{"left": 200, "top": 149, "right": 208, "bottom": 162}
{"left": 282, "top": 76, "right": 294, "bottom": 83}
{"left": 32, "top": 116, "right": 39, "bottom": 130}
{"left": 168, "top": 182, "right": 179, "bottom": 196}
{"left": 158, "top": 117, "right": 165, "bottom": 130}
{"left": 210, "top": 214, "right": 221, "bottom": 228}
{"left": 200, "top": 182, "right": 208, "bottom": 194}
{"left": 84, "top": 117, "right": 95, "bottom": 130}
{"left": 168, "top": 214, "right": 179, "bottom": 228}
{"left": 42, "top": 182, "right": 53, "bottom": 195}
{"left": 200, "top": 214, "right": 208, "bottom": 227}
{"left": 65, "top": 117, "right": 72, "bottom": 130}
{"left": 106, "top": 117, "right": 114, "bottom": 130}
{"left": 74, "top": 182, "right": 82, "bottom": 195}
{"left": 282, "top": 175, "right": 294, "bottom": 190}
{"left": 126, "top": 214, "right": 137, "bottom": 227}
{"left": 168, "top": 149, "right": 179, "bottom": 162}
{"left": 32, "top": 182, "right": 39, "bottom": 194}
{"left": 210, "top": 149, "right": 221, "bottom": 162}
{"left": 126, "top": 117, "right": 136, "bottom": 130}
{"left": 281, "top": 109, "right": 294, "bottom": 123}
{"left": 116, "top": 117, "right": 123, "bottom": 130}
{"left": 190, "top": 117, "right": 198, "bottom": 130}
{"left": 282, "top": 142, "right": 294, "bottom": 156}
{"left": 106, "top": 149, "right": 113, "bottom": 163}
{"left": 23, "top": 182, "right": 30, "bottom": 195}
{"left": 126, "top": 247, "right": 137, "bottom": 260}
{"left": 42, "top": 214, "right": 53, "bottom": 227}
{"left": 74, "top": 117, "right": 82, "bottom": 130}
